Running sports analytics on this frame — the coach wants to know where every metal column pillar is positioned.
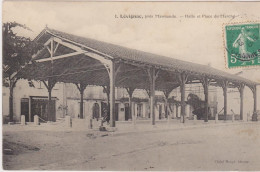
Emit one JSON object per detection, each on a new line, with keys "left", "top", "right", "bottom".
{"left": 176, "top": 104, "right": 179, "bottom": 118}
{"left": 163, "top": 89, "right": 172, "bottom": 123}
{"left": 75, "top": 83, "right": 87, "bottom": 119}
{"left": 202, "top": 77, "right": 210, "bottom": 122}
{"left": 145, "top": 89, "right": 151, "bottom": 118}
{"left": 147, "top": 68, "right": 159, "bottom": 125}
{"left": 109, "top": 61, "right": 116, "bottom": 127}
{"left": 165, "top": 95, "right": 169, "bottom": 121}
{"left": 150, "top": 68, "right": 156, "bottom": 125}
{"left": 43, "top": 79, "right": 56, "bottom": 122}
{"left": 250, "top": 85, "right": 258, "bottom": 121}
{"left": 80, "top": 91, "right": 84, "bottom": 119}
{"left": 238, "top": 83, "right": 245, "bottom": 121}
{"left": 178, "top": 73, "right": 188, "bottom": 123}
{"left": 48, "top": 89, "right": 52, "bottom": 121}
{"left": 221, "top": 80, "right": 229, "bottom": 121}
{"left": 126, "top": 88, "right": 135, "bottom": 124}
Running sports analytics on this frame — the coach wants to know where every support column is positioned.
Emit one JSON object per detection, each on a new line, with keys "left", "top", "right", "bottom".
{"left": 176, "top": 104, "right": 179, "bottom": 118}
{"left": 9, "top": 78, "right": 18, "bottom": 122}
{"left": 29, "top": 97, "right": 32, "bottom": 122}
{"left": 145, "top": 89, "right": 151, "bottom": 118}
{"left": 178, "top": 73, "right": 188, "bottom": 123}
{"left": 126, "top": 88, "right": 135, "bottom": 124}
{"left": 103, "top": 86, "right": 110, "bottom": 102}
{"left": 250, "top": 85, "right": 258, "bottom": 121}
{"left": 79, "top": 89, "right": 84, "bottom": 119}
{"left": 163, "top": 89, "right": 172, "bottom": 123}
{"left": 150, "top": 69, "right": 156, "bottom": 125}
{"left": 109, "top": 62, "right": 116, "bottom": 127}
{"left": 165, "top": 95, "right": 169, "bottom": 122}
{"left": 75, "top": 83, "right": 87, "bottom": 119}
{"left": 43, "top": 79, "right": 56, "bottom": 122}
{"left": 147, "top": 68, "right": 159, "bottom": 125}
{"left": 62, "top": 83, "right": 66, "bottom": 117}
{"left": 202, "top": 77, "right": 210, "bottom": 122}
{"left": 48, "top": 89, "right": 52, "bottom": 121}
{"left": 181, "top": 85, "right": 185, "bottom": 123}
{"left": 221, "top": 80, "right": 229, "bottom": 121}
{"left": 105, "top": 62, "right": 121, "bottom": 127}
{"left": 9, "top": 87, "right": 14, "bottom": 122}
{"left": 169, "top": 102, "right": 174, "bottom": 119}
{"left": 238, "top": 83, "right": 245, "bottom": 121}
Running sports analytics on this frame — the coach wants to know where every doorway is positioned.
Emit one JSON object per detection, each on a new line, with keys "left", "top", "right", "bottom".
{"left": 115, "top": 103, "right": 119, "bottom": 121}
{"left": 92, "top": 103, "right": 100, "bottom": 120}
{"left": 137, "top": 104, "right": 143, "bottom": 117}
{"left": 30, "top": 96, "right": 56, "bottom": 122}
{"left": 101, "top": 102, "right": 108, "bottom": 117}
{"left": 100, "top": 102, "right": 119, "bottom": 121}
{"left": 21, "top": 98, "right": 29, "bottom": 122}
{"left": 159, "top": 104, "right": 162, "bottom": 119}
{"left": 124, "top": 103, "right": 129, "bottom": 121}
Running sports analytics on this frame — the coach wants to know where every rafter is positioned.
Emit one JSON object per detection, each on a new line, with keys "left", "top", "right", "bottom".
{"left": 53, "top": 43, "right": 60, "bottom": 55}
{"left": 36, "top": 51, "right": 86, "bottom": 63}
{"left": 40, "top": 37, "right": 112, "bottom": 66}
{"left": 45, "top": 45, "right": 51, "bottom": 55}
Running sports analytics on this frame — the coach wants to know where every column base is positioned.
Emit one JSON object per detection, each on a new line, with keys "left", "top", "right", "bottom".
{"left": 252, "top": 112, "right": 258, "bottom": 121}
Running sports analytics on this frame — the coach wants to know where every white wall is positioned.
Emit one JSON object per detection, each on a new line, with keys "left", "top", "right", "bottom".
{"left": 118, "top": 103, "right": 125, "bottom": 121}
{"left": 4, "top": 79, "right": 259, "bottom": 123}
{"left": 3, "top": 79, "right": 64, "bottom": 122}
{"left": 216, "top": 86, "right": 258, "bottom": 120}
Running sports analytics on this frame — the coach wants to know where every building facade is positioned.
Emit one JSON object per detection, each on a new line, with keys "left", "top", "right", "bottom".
{"left": 4, "top": 76, "right": 257, "bottom": 124}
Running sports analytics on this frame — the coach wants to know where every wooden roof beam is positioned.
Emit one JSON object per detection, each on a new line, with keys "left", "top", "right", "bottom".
{"left": 36, "top": 51, "right": 86, "bottom": 63}
{"left": 38, "top": 36, "right": 113, "bottom": 66}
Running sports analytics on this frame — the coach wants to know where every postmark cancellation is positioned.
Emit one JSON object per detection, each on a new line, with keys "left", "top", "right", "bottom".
{"left": 224, "top": 22, "right": 260, "bottom": 68}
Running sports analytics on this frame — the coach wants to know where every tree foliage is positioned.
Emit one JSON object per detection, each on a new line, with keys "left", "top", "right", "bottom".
{"left": 2, "top": 22, "right": 42, "bottom": 121}
{"left": 2, "top": 22, "right": 42, "bottom": 86}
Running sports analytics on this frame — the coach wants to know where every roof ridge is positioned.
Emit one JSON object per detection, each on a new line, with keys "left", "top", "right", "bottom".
{"left": 46, "top": 27, "right": 210, "bottom": 66}
{"left": 35, "top": 27, "right": 257, "bottom": 85}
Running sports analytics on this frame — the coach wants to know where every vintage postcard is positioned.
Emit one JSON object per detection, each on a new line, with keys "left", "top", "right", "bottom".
{"left": 2, "top": 1, "right": 260, "bottom": 171}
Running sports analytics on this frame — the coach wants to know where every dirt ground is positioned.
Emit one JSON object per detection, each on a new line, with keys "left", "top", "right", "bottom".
{"left": 2, "top": 120, "right": 260, "bottom": 171}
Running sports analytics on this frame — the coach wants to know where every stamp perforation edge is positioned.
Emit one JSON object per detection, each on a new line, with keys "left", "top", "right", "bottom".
{"left": 222, "top": 21, "right": 260, "bottom": 69}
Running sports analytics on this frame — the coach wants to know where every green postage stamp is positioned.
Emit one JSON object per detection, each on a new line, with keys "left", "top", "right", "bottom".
{"left": 224, "top": 23, "right": 260, "bottom": 68}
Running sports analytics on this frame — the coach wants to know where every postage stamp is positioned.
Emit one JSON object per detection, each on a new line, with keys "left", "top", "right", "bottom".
{"left": 224, "top": 23, "right": 260, "bottom": 68}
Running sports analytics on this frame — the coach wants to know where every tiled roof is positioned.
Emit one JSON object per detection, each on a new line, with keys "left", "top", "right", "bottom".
{"left": 33, "top": 28, "right": 258, "bottom": 86}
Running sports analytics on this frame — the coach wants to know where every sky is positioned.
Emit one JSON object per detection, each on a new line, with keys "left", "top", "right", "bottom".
{"left": 2, "top": 1, "right": 260, "bottom": 80}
